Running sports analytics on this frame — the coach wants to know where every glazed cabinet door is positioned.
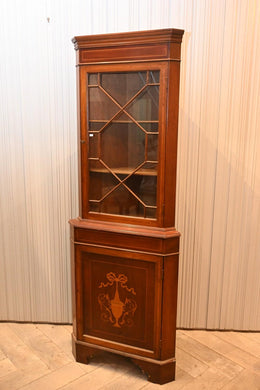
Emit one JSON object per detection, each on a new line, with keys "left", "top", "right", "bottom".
{"left": 74, "top": 244, "right": 163, "bottom": 358}
{"left": 78, "top": 62, "right": 168, "bottom": 226}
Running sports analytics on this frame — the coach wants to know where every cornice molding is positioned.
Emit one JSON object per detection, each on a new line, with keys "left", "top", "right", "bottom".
{"left": 72, "top": 28, "right": 184, "bottom": 50}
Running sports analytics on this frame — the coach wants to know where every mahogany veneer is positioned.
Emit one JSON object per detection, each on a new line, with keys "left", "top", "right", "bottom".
{"left": 70, "top": 28, "right": 184, "bottom": 384}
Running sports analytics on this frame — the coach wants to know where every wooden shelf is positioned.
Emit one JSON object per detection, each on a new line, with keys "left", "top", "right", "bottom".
{"left": 89, "top": 120, "right": 159, "bottom": 124}
{"left": 89, "top": 167, "right": 157, "bottom": 176}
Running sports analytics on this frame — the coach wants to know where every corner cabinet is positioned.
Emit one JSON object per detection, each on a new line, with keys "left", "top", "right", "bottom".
{"left": 70, "top": 28, "right": 184, "bottom": 385}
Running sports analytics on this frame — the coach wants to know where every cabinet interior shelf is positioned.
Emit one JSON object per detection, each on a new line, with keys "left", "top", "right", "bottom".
{"left": 89, "top": 167, "right": 157, "bottom": 176}
{"left": 89, "top": 120, "right": 159, "bottom": 123}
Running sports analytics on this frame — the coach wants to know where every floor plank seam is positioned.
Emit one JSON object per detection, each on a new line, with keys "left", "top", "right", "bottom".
{"left": 176, "top": 341, "right": 246, "bottom": 380}
{"left": 6, "top": 323, "right": 63, "bottom": 371}
{"left": 16, "top": 361, "right": 83, "bottom": 390}
{"left": 0, "top": 324, "right": 259, "bottom": 390}
{"left": 180, "top": 330, "right": 252, "bottom": 365}
{"left": 56, "top": 362, "right": 133, "bottom": 390}
{"left": 34, "top": 324, "right": 74, "bottom": 361}
{"left": 213, "top": 332, "right": 260, "bottom": 357}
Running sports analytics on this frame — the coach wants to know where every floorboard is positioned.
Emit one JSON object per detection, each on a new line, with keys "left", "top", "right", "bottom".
{"left": 0, "top": 323, "right": 259, "bottom": 389}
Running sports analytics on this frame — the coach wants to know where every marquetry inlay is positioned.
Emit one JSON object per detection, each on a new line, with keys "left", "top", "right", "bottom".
{"left": 98, "top": 272, "right": 137, "bottom": 328}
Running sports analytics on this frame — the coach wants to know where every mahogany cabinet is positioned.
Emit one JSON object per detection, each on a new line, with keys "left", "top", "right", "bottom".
{"left": 70, "top": 28, "right": 184, "bottom": 384}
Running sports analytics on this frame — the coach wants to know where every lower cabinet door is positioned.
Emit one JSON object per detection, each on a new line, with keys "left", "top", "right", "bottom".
{"left": 74, "top": 244, "right": 163, "bottom": 358}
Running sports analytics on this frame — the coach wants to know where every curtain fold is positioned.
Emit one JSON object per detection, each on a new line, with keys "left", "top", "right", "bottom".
{"left": 0, "top": 0, "right": 259, "bottom": 329}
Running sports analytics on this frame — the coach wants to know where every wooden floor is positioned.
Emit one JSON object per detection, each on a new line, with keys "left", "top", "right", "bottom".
{"left": 0, "top": 323, "right": 259, "bottom": 389}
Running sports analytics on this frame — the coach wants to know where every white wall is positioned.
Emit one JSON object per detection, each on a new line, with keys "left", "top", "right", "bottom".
{"left": 0, "top": 0, "right": 259, "bottom": 329}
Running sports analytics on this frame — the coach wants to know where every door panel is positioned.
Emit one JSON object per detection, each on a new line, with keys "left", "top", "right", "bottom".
{"left": 79, "top": 62, "right": 167, "bottom": 227}
{"left": 75, "top": 244, "right": 162, "bottom": 357}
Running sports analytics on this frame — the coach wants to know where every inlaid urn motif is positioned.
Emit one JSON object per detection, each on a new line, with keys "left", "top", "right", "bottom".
{"left": 98, "top": 272, "right": 137, "bottom": 328}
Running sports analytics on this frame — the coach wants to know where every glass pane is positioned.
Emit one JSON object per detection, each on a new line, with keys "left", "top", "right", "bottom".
{"left": 145, "top": 208, "right": 156, "bottom": 219}
{"left": 101, "top": 72, "right": 146, "bottom": 106}
{"left": 149, "top": 71, "right": 160, "bottom": 83}
{"left": 88, "top": 73, "right": 98, "bottom": 85}
{"left": 89, "top": 160, "right": 119, "bottom": 200}
{"left": 139, "top": 122, "right": 158, "bottom": 132}
{"left": 88, "top": 87, "right": 119, "bottom": 120}
{"left": 100, "top": 185, "right": 145, "bottom": 217}
{"left": 125, "top": 175, "right": 157, "bottom": 206}
{"left": 147, "top": 134, "right": 158, "bottom": 161}
{"left": 136, "top": 162, "right": 158, "bottom": 175}
{"left": 100, "top": 115, "right": 145, "bottom": 170}
{"left": 126, "top": 86, "right": 159, "bottom": 121}
{"left": 89, "top": 202, "right": 100, "bottom": 212}
{"left": 87, "top": 70, "right": 160, "bottom": 219}
{"left": 89, "top": 121, "right": 107, "bottom": 131}
{"left": 112, "top": 112, "right": 131, "bottom": 123}
{"left": 89, "top": 133, "right": 99, "bottom": 158}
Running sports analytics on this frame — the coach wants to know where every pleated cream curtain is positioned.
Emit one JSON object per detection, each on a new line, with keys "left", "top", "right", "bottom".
{"left": 0, "top": 0, "right": 259, "bottom": 329}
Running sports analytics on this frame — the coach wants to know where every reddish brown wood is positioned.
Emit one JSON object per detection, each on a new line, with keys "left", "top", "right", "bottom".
{"left": 71, "top": 218, "right": 179, "bottom": 255}
{"left": 74, "top": 45, "right": 183, "bottom": 227}
{"left": 163, "top": 61, "right": 182, "bottom": 227}
{"left": 75, "top": 244, "right": 162, "bottom": 355}
{"left": 131, "top": 357, "right": 176, "bottom": 384}
{"left": 78, "top": 67, "right": 87, "bottom": 218}
{"left": 79, "top": 43, "right": 169, "bottom": 63}
{"left": 72, "top": 335, "right": 102, "bottom": 364}
{"left": 78, "top": 61, "right": 168, "bottom": 226}
{"left": 160, "top": 255, "right": 179, "bottom": 359}
{"left": 72, "top": 28, "right": 184, "bottom": 54}
{"left": 75, "top": 67, "right": 83, "bottom": 217}
{"left": 70, "top": 225, "right": 77, "bottom": 338}
{"left": 70, "top": 28, "right": 184, "bottom": 385}
{"left": 72, "top": 335, "right": 176, "bottom": 384}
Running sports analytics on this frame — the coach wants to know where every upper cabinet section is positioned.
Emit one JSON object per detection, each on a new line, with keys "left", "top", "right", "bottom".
{"left": 72, "top": 28, "right": 184, "bottom": 65}
{"left": 73, "top": 29, "right": 184, "bottom": 228}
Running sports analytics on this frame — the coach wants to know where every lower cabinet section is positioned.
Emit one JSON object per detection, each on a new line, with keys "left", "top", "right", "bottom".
{"left": 70, "top": 221, "right": 180, "bottom": 384}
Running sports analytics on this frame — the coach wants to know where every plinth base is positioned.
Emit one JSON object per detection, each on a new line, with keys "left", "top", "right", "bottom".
{"left": 72, "top": 335, "right": 176, "bottom": 385}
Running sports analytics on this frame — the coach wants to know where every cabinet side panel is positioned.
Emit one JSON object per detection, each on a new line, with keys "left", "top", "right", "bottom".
{"left": 169, "top": 42, "right": 182, "bottom": 60}
{"left": 70, "top": 226, "right": 77, "bottom": 338}
{"left": 76, "top": 66, "right": 83, "bottom": 216}
{"left": 79, "top": 68, "right": 88, "bottom": 218}
{"left": 162, "top": 236, "right": 180, "bottom": 254}
{"left": 160, "top": 254, "right": 179, "bottom": 359}
{"left": 164, "top": 61, "right": 181, "bottom": 227}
